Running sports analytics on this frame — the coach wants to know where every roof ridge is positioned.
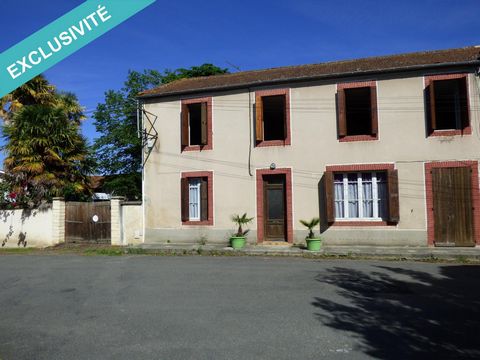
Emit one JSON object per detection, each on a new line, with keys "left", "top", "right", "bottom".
{"left": 140, "top": 46, "right": 480, "bottom": 97}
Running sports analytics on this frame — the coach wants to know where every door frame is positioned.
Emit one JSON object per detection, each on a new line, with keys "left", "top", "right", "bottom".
{"left": 256, "top": 168, "right": 293, "bottom": 243}
{"left": 425, "top": 161, "right": 480, "bottom": 246}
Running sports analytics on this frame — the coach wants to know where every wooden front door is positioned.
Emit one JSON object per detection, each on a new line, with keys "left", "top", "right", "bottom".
{"left": 263, "top": 175, "right": 286, "bottom": 241}
{"left": 65, "top": 202, "right": 111, "bottom": 244}
{"left": 432, "top": 167, "right": 474, "bottom": 247}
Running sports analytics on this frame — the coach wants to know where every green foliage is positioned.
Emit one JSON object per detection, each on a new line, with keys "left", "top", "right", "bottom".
{"left": 299, "top": 218, "right": 320, "bottom": 239}
{"left": 161, "top": 64, "right": 228, "bottom": 84}
{"left": 93, "top": 64, "right": 229, "bottom": 199}
{"left": 231, "top": 213, "right": 254, "bottom": 237}
{"left": 1, "top": 75, "right": 92, "bottom": 206}
{"left": 2, "top": 104, "right": 92, "bottom": 205}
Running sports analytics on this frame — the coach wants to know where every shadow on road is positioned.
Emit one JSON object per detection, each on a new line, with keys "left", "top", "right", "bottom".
{"left": 312, "top": 265, "right": 480, "bottom": 359}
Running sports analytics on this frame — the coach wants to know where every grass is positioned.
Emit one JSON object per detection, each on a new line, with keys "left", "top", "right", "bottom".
{"left": 0, "top": 247, "right": 37, "bottom": 254}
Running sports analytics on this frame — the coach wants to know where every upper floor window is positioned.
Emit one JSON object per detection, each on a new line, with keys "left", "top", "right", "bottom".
{"left": 181, "top": 97, "right": 212, "bottom": 151}
{"left": 255, "top": 89, "right": 291, "bottom": 147}
{"left": 337, "top": 81, "right": 378, "bottom": 142}
{"left": 425, "top": 74, "right": 470, "bottom": 136}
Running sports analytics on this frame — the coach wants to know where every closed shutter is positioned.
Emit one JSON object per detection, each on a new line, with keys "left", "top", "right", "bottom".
{"left": 200, "top": 102, "right": 208, "bottom": 145}
{"left": 459, "top": 77, "right": 469, "bottom": 130}
{"left": 387, "top": 169, "right": 400, "bottom": 223}
{"left": 200, "top": 177, "right": 208, "bottom": 221}
{"left": 337, "top": 89, "right": 347, "bottom": 137}
{"left": 429, "top": 82, "right": 437, "bottom": 131}
{"left": 255, "top": 94, "right": 264, "bottom": 142}
{"left": 181, "top": 178, "right": 189, "bottom": 222}
{"left": 181, "top": 103, "right": 189, "bottom": 148}
{"left": 370, "top": 86, "right": 378, "bottom": 135}
{"left": 324, "top": 171, "right": 335, "bottom": 223}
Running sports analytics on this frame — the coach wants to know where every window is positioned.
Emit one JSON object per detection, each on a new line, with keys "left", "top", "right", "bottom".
{"left": 337, "top": 82, "right": 378, "bottom": 141}
{"left": 181, "top": 171, "right": 213, "bottom": 225}
{"left": 181, "top": 98, "right": 212, "bottom": 151}
{"left": 333, "top": 172, "right": 388, "bottom": 220}
{"left": 324, "top": 165, "right": 399, "bottom": 225}
{"left": 426, "top": 75, "right": 469, "bottom": 135}
{"left": 255, "top": 89, "right": 291, "bottom": 146}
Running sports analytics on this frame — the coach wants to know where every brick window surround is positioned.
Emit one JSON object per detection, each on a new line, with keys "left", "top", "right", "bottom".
{"left": 256, "top": 168, "right": 293, "bottom": 243}
{"left": 181, "top": 97, "right": 213, "bottom": 151}
{"left": 337, "top": 81, "right": 378, "bottom": 142}
{"left": 325, "top": 163, "right": 396, "bottom": 226}
{"left": 424, "top": 74, "right": 471, "bottom": 137}
{"left": 425, "top": 161, "right": 480, "bottom": 246}
{"left": 255, "top": 89, "right": 291, "bottom": 147}
{"left": 181, "top": 171, "right": 214, "bottom": 225}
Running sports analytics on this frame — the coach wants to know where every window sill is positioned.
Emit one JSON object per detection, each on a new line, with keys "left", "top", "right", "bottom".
{"left": 428, "top": 127, "right": 471, "bottom": 137}
{"left": 182, "top": 144, "right": 213, "bottom": 152}
{"left": 182, "top": 220, "right": 213, "bottom": 226}
{"left": 331, "top": 220, "right": 392, "bottom": 226}
{"left": 256, "top": 139, "right": 291, "bottom": 147}
{"left": 339, "top": 134, "right": 378, "bottom": 142}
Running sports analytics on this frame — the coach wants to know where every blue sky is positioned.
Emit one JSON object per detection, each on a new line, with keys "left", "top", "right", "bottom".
{"left": 0, "top": 0, "right": 478, "bottom": 146}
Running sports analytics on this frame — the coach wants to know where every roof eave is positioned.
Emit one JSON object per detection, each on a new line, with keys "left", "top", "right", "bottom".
{"left": 137, "top": 60, "right": 480, "bottom": 100}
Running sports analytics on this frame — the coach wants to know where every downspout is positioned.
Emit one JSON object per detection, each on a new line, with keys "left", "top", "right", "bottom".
{"left": 248, "top": 88, "right": 253, "bottom": 177}
{"left": 138, "top": 99, "right": 146, "bottom": 245}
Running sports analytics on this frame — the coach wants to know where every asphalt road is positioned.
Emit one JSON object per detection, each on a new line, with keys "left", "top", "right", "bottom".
{"left": 0, "top": 255, "right": 479, "bottom": 360}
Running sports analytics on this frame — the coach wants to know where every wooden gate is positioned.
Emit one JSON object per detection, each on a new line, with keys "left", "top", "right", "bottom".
{"left": 432, "top": 167, "right": 474, "bottom": 246}
{"left": 65, "top": 202, "right": 111, "bottom": 244}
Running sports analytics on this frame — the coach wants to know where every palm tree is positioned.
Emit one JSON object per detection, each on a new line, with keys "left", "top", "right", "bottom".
{"left": 231, "top": 213, "right": 254, "bottom": 237}
{"left": 300, "top": 218, "right": 320, "bottom": 239}
{"left": 0, "top": 75, "right": 56, "bottom": 123}
{"left": 2, "top": 104, "right": 92, "bottom": 205}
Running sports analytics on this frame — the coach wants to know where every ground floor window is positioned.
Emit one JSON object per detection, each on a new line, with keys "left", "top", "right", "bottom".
{"left": 334, "top": 172, "right": 388, "bottom": 220}
{"left": 181, "top": 171, "right": 213, "bottom": 225}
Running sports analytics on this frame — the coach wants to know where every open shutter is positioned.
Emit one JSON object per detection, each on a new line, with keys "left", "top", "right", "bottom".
{"left": 337, "top": 89, "right": 347, "bottom": 137}
{"left": 429, "top": 81, "right": 437, "bottom": 131}
{"left": 255, "top": 94, "right": 264, "bottom": 142}
{"left": 200, "top": 102, "right": 208, "bottom": 145}
{"left": 181, "top": 178, "right": 189, "bottom": 222}
{"left": 387, "top": 169, "right": 400, "bottom": 223}
{"left": 370, "top": 86, "right": 378, "bottom": 135}
{"left": 324, "top": 171, "right": 335, "bottom": 223}
{"left": 459, "top": 77, "right": 469, "bottom": 130}
{"left": 181, "top": 103, "right": 189, "bottom": 148}
{"left": 200, "top": 177, "right": 208, "bottom": 221}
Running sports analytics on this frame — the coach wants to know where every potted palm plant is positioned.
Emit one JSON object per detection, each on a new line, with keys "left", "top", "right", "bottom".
{"left": 230, "top": 213, "right": 254, "bottom": 249}
{"left": 300, "top": 217, "right": 322, "bottom": 251}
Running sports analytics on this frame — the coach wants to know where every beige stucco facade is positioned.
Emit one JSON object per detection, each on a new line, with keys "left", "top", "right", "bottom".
{"left": 142, "top": 70, "right": 480, "bottom": 246}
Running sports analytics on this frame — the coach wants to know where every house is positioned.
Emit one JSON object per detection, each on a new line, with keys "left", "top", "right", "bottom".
{"left": 138, "top": 46, "right": 480, "bottom": 248}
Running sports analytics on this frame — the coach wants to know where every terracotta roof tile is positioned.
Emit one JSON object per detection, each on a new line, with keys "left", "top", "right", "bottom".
{"left": 140, "top": 46, "right": 480, "bottom": 98}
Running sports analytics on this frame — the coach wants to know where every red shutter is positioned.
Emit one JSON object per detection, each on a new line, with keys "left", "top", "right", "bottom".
{"left": 200, "top": 177, "right": 208, "bottom": 221}
{"left": 181, "top": 103, "right": 189, "bottom": 148}
{"left": 429, "top": 82, "right": 437, "bottom": 131}
{"left": 255, "top": 94, "right": 264, "bottom": 142}
{"left": 200, "top": 102, "right": 208, "bottom": 145}
{"left": 370, "top": 86, "right": 378, "bottom": 135}
{"left": 181, "top": 178, "right": 189, "bottom": 222}
{"left": 337, "top": 89, "right": 347, "bottom": 137}
{"left": 324, "top": 171, "right": 335, "bottom": 223}
{"left": 388, "top": 169, "right": 400, "bottom": 223}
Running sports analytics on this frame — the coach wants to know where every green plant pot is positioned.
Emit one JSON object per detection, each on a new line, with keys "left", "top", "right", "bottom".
{"left": 230, "top": 236, "right": 246, "bottom": 249}
{"left": 306, "top": 238, "right": 322, "bottom": 251}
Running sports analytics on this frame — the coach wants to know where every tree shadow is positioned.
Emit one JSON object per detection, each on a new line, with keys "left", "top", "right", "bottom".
{"left": 312, "top": 265, "right": 480, "bottom": 359}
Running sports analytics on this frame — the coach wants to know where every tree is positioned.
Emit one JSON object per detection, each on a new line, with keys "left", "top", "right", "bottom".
{"left": 93, "top": 64, "right": 229, "bottom": 199}
{"left": 0, "top": 74, "right": 56, "bottom": 123}
{"left": 1, "top": 76, "right": 92, "bottom": 206}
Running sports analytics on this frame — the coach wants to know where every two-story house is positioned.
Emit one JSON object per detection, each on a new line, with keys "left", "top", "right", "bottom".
{"left": 138, "top": 46, "right": 480, "bottom": 248}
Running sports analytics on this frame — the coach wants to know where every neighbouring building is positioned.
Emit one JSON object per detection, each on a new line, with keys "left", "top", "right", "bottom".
{"left": 138, "top": 46, "right": 480, "bottom": 248}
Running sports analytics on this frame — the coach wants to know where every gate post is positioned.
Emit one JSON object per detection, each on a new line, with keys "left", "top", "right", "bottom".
{"left": 111, "top": 196, "right": 125, "bottom": 246}
{"left": 52, "top": 197, "right": 65, "bottom": 245}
